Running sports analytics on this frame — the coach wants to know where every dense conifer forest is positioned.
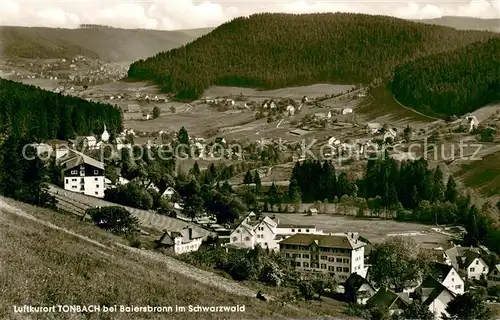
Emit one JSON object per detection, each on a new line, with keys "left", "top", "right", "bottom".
{"left": 128, "top": 13, "right": 497, "bottom": 101}
{"left": 0, "top": 79, "right": 122, "bottom": 141}
{"left": 392, "top": 37, "right": 500, "bottom": 117}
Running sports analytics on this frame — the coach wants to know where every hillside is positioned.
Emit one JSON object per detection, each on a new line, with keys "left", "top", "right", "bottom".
{"left": 0, "top": 197, "right": 350, "bottom": 319}
{"left": 0, "top": 78, "right": 122, "bottom": 140}
{"left": 392, "top": 37, "right": 500, "bottom": 117}
{"left": 127, "top": 12, "right": 498, "bottom": 100}
{"left": 0, "top": 26, "right": 212, "bottom": 62}
{"left": 413, "top": 16, "right": 500, "bottom": 32}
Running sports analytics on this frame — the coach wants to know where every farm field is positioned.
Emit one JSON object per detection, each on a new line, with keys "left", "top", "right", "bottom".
{"left": 269, "top": 213, "right": 452, "bottom": 245}
{"left": 356, "top": 85, "right": 439, "bottom": 129}
{"left": 456, "top": 150, "right": 500, "bottom": 201}
{"left": 0, "top": 197, "right": 353, "bottom": 320}
{"left": 203, "top": 84, "right": 355, "bottom": 99}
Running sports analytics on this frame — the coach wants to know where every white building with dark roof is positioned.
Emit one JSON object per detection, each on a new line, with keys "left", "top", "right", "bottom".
{"left": 157, "top": 227, "right": 203, "bottom": 254}
{"left": 60, "top": 150, "right": 105, "bottom": 198}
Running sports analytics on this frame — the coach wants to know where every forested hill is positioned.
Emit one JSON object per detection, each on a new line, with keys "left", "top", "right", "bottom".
{"left": 0, "top": 78, "right": 122, "bottom": 141}
{"left": 0, "top": 26, "right": 212, "bottom": 62}
{"left": 392, "top": 38, "right": 500, "bottom": 117}
{"left": 127, "top": 13, "right": 498, "bottom": 100}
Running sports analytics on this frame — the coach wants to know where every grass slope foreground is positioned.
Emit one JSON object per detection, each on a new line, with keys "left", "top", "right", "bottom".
{"left": 127, "top": 12, "right": 497, "bottom": 100}
{"left": 392, "top": 38, "right": 500, "bottom": 117}
{"left": 0, "top": 26, "right": 212, "bottom": 62}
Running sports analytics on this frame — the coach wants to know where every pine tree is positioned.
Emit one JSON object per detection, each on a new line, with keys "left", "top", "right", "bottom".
{"left": 254, "top": 170, "right": 261, "bottom": 194}
{"left": 432, "top": 166, "right": 445, "bottom": 203}
{"left": 445, "top": 176, "right": 458, "bottom": 203}
{"left": 243, "top": 170, "right": 253, "bottom": 185}
{"left": 192, "top": 161, "right": 201, "bottom": 177}
{"left": 178, "top": 126, "right": 189, "bottom": 145}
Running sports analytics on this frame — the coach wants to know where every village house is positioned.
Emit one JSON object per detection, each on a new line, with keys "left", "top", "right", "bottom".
{"left": 156, "top": 227, "right": 203, "bottom": 254}
{"left": 487, "top": 264, "right": 500, "bottom": 287}
{"left": 344, "top": 273, "right": 376, "bottom": 304}
{"left": 101, "top": 125, "right": 110, "bottom": 142}
{"left": 411, "top": 277, "right": 456, "bottom": 320}
{"left": 383, "top": 128, "right": 397, "bottom": 142}
{"left": 279, "top": 232, "right": 366, "bottom": 281}
{"left": 457, "top": 249, "right": 489, "bottom": 280}
{"left": 342, "top": 107, "right": 353, "bottom": 115}
{"left": 60, "top": 151, "right": 105, "bottom": 198}
{"left": 366, "top": 288, "right": 408, "bottom": 316}
{"left": 227, "top": 213, "right": 324, "bottom": 251}
{"left": 461, "top": 115, "right": 479, "bottom": 132}
{"left": 428, "top": 262, "right": 465, "bottom": 295}
{"left": 367, "top": 123, "right": 382, "bottom": 134}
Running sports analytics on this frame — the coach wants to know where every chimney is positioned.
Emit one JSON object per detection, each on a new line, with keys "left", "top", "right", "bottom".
{"left": 188, "top": 227, "right": 193, "bottom": 240}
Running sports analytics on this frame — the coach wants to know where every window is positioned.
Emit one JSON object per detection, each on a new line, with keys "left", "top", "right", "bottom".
{"left": 470, "top": 267, "right": 475, "bottom": 272}
{"left": 336, "top": 258, "right": 342, "bottom": 263}
{"left": 343, "top": 267, "right": 349, "bottom": 273}
{"left": 95, "top": 191, "right": 98, "bottom": 195}
{"left": 264, "top": 242, "right": 268, "bottom": 246}
{"left": 245, "top": 237, "right": 250, "bottom": 241}
{"left": 321, "top": 255, "right": 327, "bottom": 260}
{"left": 71, "top": 170, "right": 77, "bottom": 174}
{"left": 65, "top": 179, "right": 68, "bottom": 184}
{"left": 96, "top": 185, "right": 99, "bottom": 188}
{"left": 72, "top": 178, "right": 77, "bottom": 182}
{"left": 236, "top": 230, "right": 240, "bottom": 233}
{"left": 451, "top": 278, "right": 454, "bottom": 282}
{"left": 232, "top": 237, "right": 237, "bottom": 242}
{"left": 298, "top": 229, "right": 301, "bottom": 232}
{"left": 304, "top": 262, "right": 309, "bottom": 268}
{"left": 303, "top": 254, "right": 309, "bottom": 259}
{"left": 321, "top": 264, "right": 327, "bottom": 269}
{"left": 72, "top": 186, "right": 77, "bottom": 189}
{"left": 343, "top": 258, "right": 349, "bottom": 263}
{"left": 336, "top": 267, "right": 342, "bottom": 272}
{"left": 328, "top": 257, "right": 335, "bottom": 262}
{"left": 306, "top": 229, "right": 310, "bottom": 232}
{"left": 291, "top": 229, "right": 295, "bottom": 232}
{"left": 328, "top": 266, "right": 334, "bottom": 271}
{"left": 95, "top": 177, "right": 98, "bottom": 181}
{"left": 455, "top": 285, "right": 462, "bottom": 289}
{"left": 296, "top": 262, "right": 301, "bottom": 267}
{"left": 94, "top": 170, "right": 99, "bottom": 175}
{"left": 476, "top": 260, "right": 479, "bottom": 265}
{"left": 285, "top": 253, "right": 290, "bottom": 257}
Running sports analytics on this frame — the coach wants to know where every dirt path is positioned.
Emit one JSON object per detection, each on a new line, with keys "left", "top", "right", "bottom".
{"left": 392, "top": 95, "right": 442, "bottom": 122}
{"left": 0, "top": 198, "right": 267, "bottom": 300}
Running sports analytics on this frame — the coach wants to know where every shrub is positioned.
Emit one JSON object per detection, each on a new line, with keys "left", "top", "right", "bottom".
{"left": 87, "top": 206, "right": 140, "bottom": 235}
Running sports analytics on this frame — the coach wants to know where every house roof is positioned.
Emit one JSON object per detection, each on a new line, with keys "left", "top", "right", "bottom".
{"left": 423, "top": 281, "right": 456, "bottom": 306}
{"left": 429, "top": 262, "right": 454, "bottom": 282}
{"left": 489, "top": 264, "right": 500, "bottom": 275}
{"left": 366, "top": 288, "right": 407, "bottom": 310}
{"left": 60, "top": 150, "right": 104, "bottom": 170}
{"left": 345, "top": 273, "right": 374, "bottom": 293}
{"left": 158, "top": 227, "right": 202, "bottom": 246}
{"left": 459, "top": 249, "right": 482, "bottom": 269}
{"left": 278, "top": 233, "right": 366, "bottom": 250}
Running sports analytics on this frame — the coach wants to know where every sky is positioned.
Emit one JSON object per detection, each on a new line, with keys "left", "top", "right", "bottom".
{"left": 1, "top": 0, "right": 499, "bottom": 30}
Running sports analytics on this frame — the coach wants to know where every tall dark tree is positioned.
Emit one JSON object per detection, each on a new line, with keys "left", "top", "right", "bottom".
{"left": 443, "top": 292, "right": 491, "bottom": 320}
{"left": 432, "top": 166, "right": 445, "bottom": 202}
{"left": 182, "top": 179, "right": 204, "bottom": 220}
{"left": 177, "top": 126, "right": 189, "bottom": 145}
{"left": 254, "top": 170, "right": 261, "bottom": 195}
{"left": 243, "top": 170, "right": 253, "bottom": 185}
{"left": 445, "top": 176, "right": 458, "bottom": 203}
